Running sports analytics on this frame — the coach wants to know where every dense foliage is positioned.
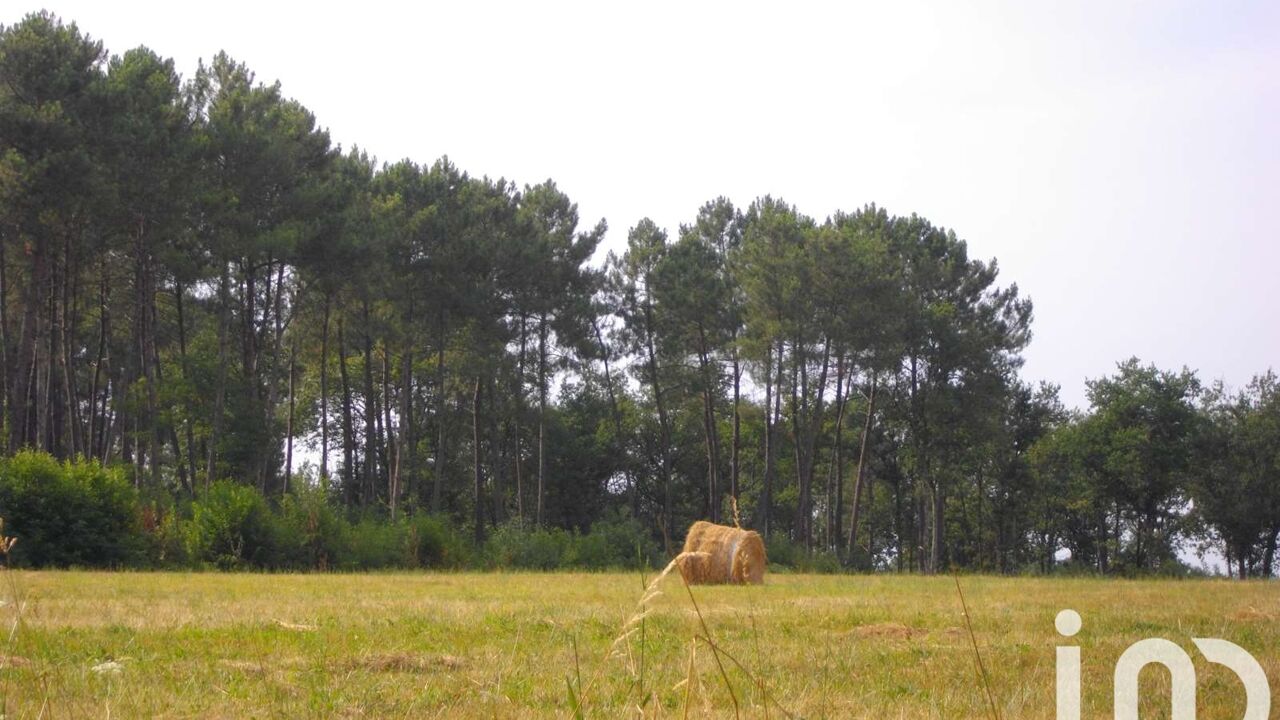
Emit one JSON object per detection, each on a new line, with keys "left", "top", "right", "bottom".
{"left": 0, "top": 13, "right": 1275, "bottom": 575}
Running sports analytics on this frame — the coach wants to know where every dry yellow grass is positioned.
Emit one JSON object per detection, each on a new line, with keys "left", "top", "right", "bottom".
{"left": 0, "top": 571, "right": 1276, "bottom": 718}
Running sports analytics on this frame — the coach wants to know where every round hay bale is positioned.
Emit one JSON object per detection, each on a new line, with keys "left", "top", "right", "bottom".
{"left": 678, "top": 520, "right": 767, "bottom": 585}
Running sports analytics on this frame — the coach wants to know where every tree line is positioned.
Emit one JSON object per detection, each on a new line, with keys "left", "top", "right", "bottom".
{"left": 1, "top": 12, "right": 1275, "bottom": 575}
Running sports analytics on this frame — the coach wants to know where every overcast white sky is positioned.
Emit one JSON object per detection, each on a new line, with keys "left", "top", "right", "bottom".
{"left": 15, "top": 1, "right": 1279, "bottom": 409}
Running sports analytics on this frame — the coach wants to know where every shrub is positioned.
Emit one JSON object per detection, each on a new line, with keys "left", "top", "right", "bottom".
{"left": 277, "top": 485, "right": 348, "bottom": 570}
{"left": 764, "top": 533, "right": 843, "bottom": 573}
{"left": 796, "top": 549, "right": 842, "bottom": 573}
{"left": 584, "top": 511, "right": 662, "bottom": 569}
{"left": 0, "top": 451, "right": 145, "bottom": 567}
{"left": 566, "top": 531, "right": 611, "bottom": 569}
{"left": 344, "top": 517, "right": 406, "bottom": 570}
{"left": 406, "top": 514, "right": 470, "bottom": 569}
{"left": 843, "top": 542, "right": 876, "bottom": 571}
{"left": 522, "top": 527, "right": 573, "bottom": 569}
{"left": 765, "top": 533, "right": 801, "bottom": 569}
{"left": 485, "top": 522, "right": 573, "bottom": 570}
{"left": 186, "top": 481, "right": 279, "bottom": 569}
{"left": 139, "top": 497, "right": 188, "bottom": 567}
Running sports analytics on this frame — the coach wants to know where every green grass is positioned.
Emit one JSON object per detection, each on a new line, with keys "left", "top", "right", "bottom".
{"left": 0, "top": 570, "right": 1276, "bottom": 718}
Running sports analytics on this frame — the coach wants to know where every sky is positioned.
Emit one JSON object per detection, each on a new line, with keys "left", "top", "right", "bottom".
{"left": 12, "top": 0, "right": 1279, "bottom": 409}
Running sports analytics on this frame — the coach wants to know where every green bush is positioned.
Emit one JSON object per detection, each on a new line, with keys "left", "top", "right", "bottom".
{"left": 485, "top": 522, "right": 574, "bottom": 570}
{"left": 0, "top": 452, "right": 709, "bottom": 573}
{"left": 139, "top": 498, "right": 188, "bottom": 567}
{"left": 344, "top": 517, "right": 406, "bottom": 569}
{"left": 796, "top": 549, "right": 842, "bottom": 573}
{"left": 566, "top": 531, "right": 611, "bottom": 569}
{"left": 764, "top": 533, "right": 843, "bottom": 573}
{"left": 483, "top": 516, "right": 662, "bottom": 571}
{"left": 277, "top": 485, "right": 348, "bottom": 570}
{"left": 406, "top": 514, "right": 470, "bottom": 568}
{"left": 764, "top": 533, "right": 800, "bottom": 569}
{"left": 0, "top": 451, "right": 145, "bottom": 567}
{"left": 584, "top": 511, "right": 662, "bottom": 569}
{"left": 186, "top": 481, "right": 279, "bottom": 569}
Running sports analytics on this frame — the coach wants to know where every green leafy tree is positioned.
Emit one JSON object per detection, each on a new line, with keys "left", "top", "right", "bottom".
{"left": 1192, "top": 372, "right": 1280, "bottom": 577}
{"left": 1083, "top": 359, "right": 1200, "bottom": 571}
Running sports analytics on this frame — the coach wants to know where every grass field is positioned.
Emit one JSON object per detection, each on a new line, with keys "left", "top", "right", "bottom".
{"left": 0, "top": 569, "right": 1276, "bottom": 718}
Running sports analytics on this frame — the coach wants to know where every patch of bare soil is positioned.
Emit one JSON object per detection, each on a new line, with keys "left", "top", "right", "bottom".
{"left": 1229, "top": 606, "right": 1276, "bottom": 622}
{"left": 339, "top": 653, "right": 464, "bottom": 673}
{"left": 849, "top": 622, "right": 919, "bottom": 640}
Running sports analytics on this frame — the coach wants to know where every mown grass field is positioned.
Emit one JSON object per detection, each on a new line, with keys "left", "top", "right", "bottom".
{"left": 0, "top": 570, "right": 1276, "bottom": 718}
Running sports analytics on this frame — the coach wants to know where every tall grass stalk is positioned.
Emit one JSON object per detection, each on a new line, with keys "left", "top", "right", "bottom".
{"left": 954, "top": 574, "right": 1002, "bottom": 720}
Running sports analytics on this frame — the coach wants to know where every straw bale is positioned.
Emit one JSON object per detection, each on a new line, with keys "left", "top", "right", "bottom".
{"left": 676, "top": 520, "right": 766, "bottom": 585}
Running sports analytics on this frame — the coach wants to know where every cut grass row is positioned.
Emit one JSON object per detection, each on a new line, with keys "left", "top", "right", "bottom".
{"left": 0, "top": 571, "right": 1276, "bottom": 718}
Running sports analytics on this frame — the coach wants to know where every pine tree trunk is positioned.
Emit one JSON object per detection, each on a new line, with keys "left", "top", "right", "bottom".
{"left": 35, "top": 245, "right": 51, "bottom": 453}
{"left": 58, "top": 236, "right": 79, "bottom": 458}
{"left": 931, "top": 484, "right": 945, "bottom": 573}
{"left": 697, "top": 329, "right": 719, "bottom": 523}
{"left": 473, "top": 376, "right": 485, "bottom": 544}
{"left": 763, "top": 339, "right": 782, "bottom": 537}
{"left": 431, "top": 310, "right": 447, "bottom": 513}
{"left": 151, "top": 294, "right": 185, "bottom": 493}
{"left": 319, "top": 293, "right": 331, "bottom": 486}
{"left": 804, "top": 340, "right": 831, "bottom": 547}
{"left": 262, "top": 261, "right": 286, "bottom": 492}
{"left": 384, "top": 343, "right": 400, "bottom": 520}
{"left": 847, "top": 375, "right": 878, "bottom": 560}
{"left": 361, "top": 299, "right": 377, "bottom": 506}
{"left": 11, "top": 234, "right": 42, "bottom": 452}
{"left": 47, "top": 237, "right": 63, "bottom": 458}
{"left": 488, "top": 375, "right": 504, "bottom": 524}
{"left": 640, "top": 300, "right": 672, "bottom": 539}
{"left": 381, "top": 344, "right": 394, "bottom": 505}
{"left": 866, "top": 441, "right": 876, "bottom": 563}
{"left": 175, "top": 281, "right": 197, "bottom": 489}
{"left": 102, "top": 377, "right": 118, "bottom": 463}
{"left": 592, "top": 317, "right": 634, "bottom": 517}
{"left": 399, "top": 343, "right": 413, "bottom": 507}
{"left": 513, "top": 316, "right": 526, "bottom": 520}
{"left": 0, "top": 237, "right": 8, "bottom": 452}
{"left": 702, "top": 391, "right": 718, "bottom": 522}
{"left": 399, "top": 303, "right": 414, "bottom": 504}
{"left": 241, "top": 260, "right": 257, "bottom": 393}
{"left": 285, "top": 342, "right": 296, "bottom": 491}
{"left": 337, "top": 315, "right": 356, "bottom": 504}
{"left": 893, "top": 471, "right": 904, "bottom": 572}
{"left": 146, "top": 250, "right": 164, "bottom": 486}
{"left": 1264, "top": 527, "right": 1278, "bottom": 577}
{"left": 731, "top": 347, "right": 741, "bottom": 504}
{"left": 762, "top": 345, "right": 773, "bottom": 535}
{"left": 790, "top": 340, "right": 805, "bottom": 542}
{"left": 207, "top": 264, "right": 231, "bottom": 489}
{"left": 830, "top": 354, "right": 846, "bottom": 553}
{"left": 536, "top": 314, "right": 548, "bottom": 526}
{"left": 88, "top": 269, "right": 107, "bottom": 460}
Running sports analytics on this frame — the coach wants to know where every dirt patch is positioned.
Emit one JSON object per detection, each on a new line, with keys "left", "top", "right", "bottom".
{"left": 219, "top": 659, "right": 267, "bottom": 673}
{"left": 340, "top": 653, "right": 464, "bottom": 673}
{"left": 850, "top": 622, "right": 919, "bottom": 640}
{"left": 1229, "top": 606, "right": 1276, "bottom": 622}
